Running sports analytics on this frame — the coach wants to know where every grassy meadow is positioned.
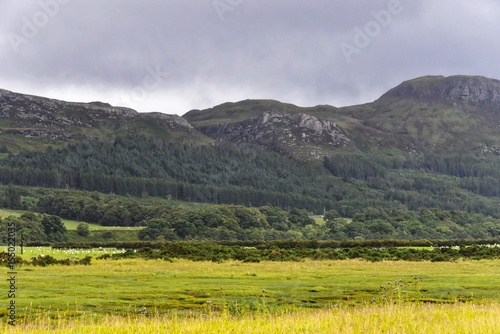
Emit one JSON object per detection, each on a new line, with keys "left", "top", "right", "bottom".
{"left": 1, "top": 255, "right": 500, "bottom": 332}
{"left": 2, "top": 208, "right": 500, "bottom": 331}
{"left": 0, "top": 208, "right": 27, "bottom": 218}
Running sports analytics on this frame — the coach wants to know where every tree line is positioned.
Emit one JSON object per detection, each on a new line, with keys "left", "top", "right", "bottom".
{"left": 0, "top": 135, "right": 368, "bottom": 212}
{"left": 1, "top": 187, "right": 499, "bottom": 243}
{"left": 3, "top": 135, "right": 500, "bottom": 217}
{"left": 323, "top": 151, "right": 500, "bottom": 217}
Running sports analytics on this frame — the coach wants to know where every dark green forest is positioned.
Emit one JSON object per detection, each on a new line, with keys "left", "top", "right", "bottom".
{"left": 2, "top": 135, "right": 500, "bottom": 217}
{"left": 1, "top": 186, "right": 499, "bottom": 243}
{"left": 1, "top": 135, "right": 500, "bottom": 243}
{"left": 0, "top": 135, "right": 379, "bottom": 213}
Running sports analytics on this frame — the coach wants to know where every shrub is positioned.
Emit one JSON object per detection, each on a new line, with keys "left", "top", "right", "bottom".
{"left": 77, "top": 223, "right": 91, "bottom": 237}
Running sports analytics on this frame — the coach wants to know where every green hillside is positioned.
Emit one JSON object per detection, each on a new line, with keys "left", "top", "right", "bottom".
{"left": 340, "top": 75, "right": 500, "bottom": 152}
{"left": 1, "top": 75, "right": 500, "bottom": 242}
{"left": 0, "top": 89, "right": 211, "bottom": 153}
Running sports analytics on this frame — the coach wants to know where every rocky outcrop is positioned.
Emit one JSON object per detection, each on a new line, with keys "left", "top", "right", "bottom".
{"left": 4, "top": 74, "right": 500, "bottom": 157}
{"left": 0, "top": 89, "right": 138, "bottom": 127}
{"left": 199, "top": 111, "right": 351, "bottom": 159}
{"left": 382, "top": 75, "right": 500, "bottom": 106}
{"left": 0, "top": 89, "right": 204, "bottom": 149}
{"left": 142, "top": 112, "right": 195, "bottom": 130}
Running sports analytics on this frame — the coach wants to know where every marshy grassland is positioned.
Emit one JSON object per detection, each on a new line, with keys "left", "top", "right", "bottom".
{"left": 1, "top": 257, "right": 499, "bottom": 332}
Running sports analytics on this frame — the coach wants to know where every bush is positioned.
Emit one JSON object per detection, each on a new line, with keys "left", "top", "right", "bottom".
{"left": 77, "top": 223, "right": 91, "bottom": 237}
{"left": 77, "top": 256, "right": 92, "bottom": 265}
{"left": 102, "top": 231, "right": 114, "bottom": 239}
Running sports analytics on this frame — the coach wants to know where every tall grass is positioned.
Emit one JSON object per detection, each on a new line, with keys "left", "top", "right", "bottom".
{"left": 4, "top": 303, "right": 499, "bottom": 333}
{"left": 2, "top": 258, "right": 499, "bottom": 332}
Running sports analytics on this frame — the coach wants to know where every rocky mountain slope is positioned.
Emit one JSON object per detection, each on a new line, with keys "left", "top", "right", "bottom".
{"left": 2, "top": 75, "right": 500, "bottom": 158}
{"left": 342, "top": 75, "right": 500, "bottom": 154}
{"left": 185, "top": 75, "right": 500, "bottom": 158}
{"left": 0, "top": 89, "right": 209, "bottom": 152}
{"left": 198, "top": 111, "right": 351, "bottom": 159}
{"left": 4, "top": 76, "right": 500, "bottom": 218}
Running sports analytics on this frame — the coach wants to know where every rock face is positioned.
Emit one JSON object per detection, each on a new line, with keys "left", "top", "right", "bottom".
{"left": 382, "top": 75, "right": 500, "bottom": 106}
{"left": 340, "top": 75, "right": 500, "bottom": 155}
{"left": 0, "top": 89, "right": 138, "bottom": 126}
{"left": 0, "top": 89, "right": 203, "bottom": 150}
{"left": 199, "top": 111, "right": 351, "bottom": 159}
{"left": 143, "top": 111, "right": 195, "bottom": 130}
{"left": 4, "top": 74, "right": 500, "bottom": 158}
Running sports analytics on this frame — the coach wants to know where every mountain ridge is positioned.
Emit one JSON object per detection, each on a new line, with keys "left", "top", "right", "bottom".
{"left": 184, "top": 75, "right": 500, "bottom": 157}
{"left": 2, "top": 74, "right": 500, "bottom": 157}
{"left": 0, "top": 88, "right": 210, "bottom": 152}
{"left": 4, "top": 76, "right": 500, "bottom": 218}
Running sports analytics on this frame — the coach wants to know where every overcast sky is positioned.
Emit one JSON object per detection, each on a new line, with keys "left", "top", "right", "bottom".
{"left": 1, "top": 0, "right": 500, "bottom": 115}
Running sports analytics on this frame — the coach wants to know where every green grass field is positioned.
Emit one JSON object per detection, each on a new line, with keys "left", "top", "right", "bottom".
{"left": 2, "top": 258, "right": 499, "bottom": 314}
{"left": 0, "top": 208, "right": 27, "bottom": 218}
{"left": 311, "top": 215, "right": 352, "bottom": 226}
{"left": 62, "top": 220, "right": 143, "bottom": 231}
{"left": 1, "top": 258, "right": 499, "bottom": 332}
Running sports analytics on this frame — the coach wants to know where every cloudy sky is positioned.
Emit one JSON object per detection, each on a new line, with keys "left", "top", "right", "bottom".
{"left": 1, "top": 0, "right": 500, "bottom": 115}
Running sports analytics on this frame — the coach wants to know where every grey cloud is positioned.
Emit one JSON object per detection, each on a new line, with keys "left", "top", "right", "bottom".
{"left": 1, "top": 0, "right": 499, "bottom": 114}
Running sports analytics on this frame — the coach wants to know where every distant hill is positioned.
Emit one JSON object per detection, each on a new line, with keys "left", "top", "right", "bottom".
{"left": 3, "top": 75, "right": 500, "bottom": 218}
{"left": 184, "top": 75, "right": 500, "bottom": 158}
{"left": 0, "top": 89, "right": 211, "bottom": 152}
{"left": 3, "top": 75, "right": 500, "bottom": 157}
{"left": 341, "top": 75, "right": 500, "bottom": 153}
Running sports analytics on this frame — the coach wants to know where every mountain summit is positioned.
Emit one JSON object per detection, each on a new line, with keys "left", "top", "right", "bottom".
{"left": 2, "top": 75, "right": 500, "bottom": 157}
{"left": 381, "top": 75, "right": 500, "bottom": 106}
{"left": 185, "top": 75, "right": 500, "bottom": 157}
{"left": 0, "top": 89, "right": 208, "bottom": 152}
{"left": 339, "top": 75, "right": 500, "bottom": 153}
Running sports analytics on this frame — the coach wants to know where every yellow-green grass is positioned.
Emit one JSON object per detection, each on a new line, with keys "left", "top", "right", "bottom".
{"left": 1, "top": 259, "right": 499, "bottom": 321}
{"left": 311, "top": 216, "right": 352, "bottom": 226}
{"left": 0, "top": 208, "right": 28, "bottom": 218}
{"left": 62, "top": 220, "right": 143, "bottom": 231}
{"left": 4, "top": 303, "right": 500, "bottom": 333}
{"left": 311, "top": 216, "right": 324, "bottom": 225}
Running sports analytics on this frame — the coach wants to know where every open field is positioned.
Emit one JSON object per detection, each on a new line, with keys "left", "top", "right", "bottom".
{"left": 1, "top": 258, "right": 499, "bottom": 316}
{"left": 0, "top": 208, "right": 27, "bottom": 218}
{"left": 311, "top": 215, "right": 325, "bottom": 225}
{"left": 0, "top": 257, "right": 499, "bottom": 332}
{"left": 62, "top": 220, "right": 143, "bottom": 231}
{"left": 0, "top": 246, "right": 126, "bottom": 260}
